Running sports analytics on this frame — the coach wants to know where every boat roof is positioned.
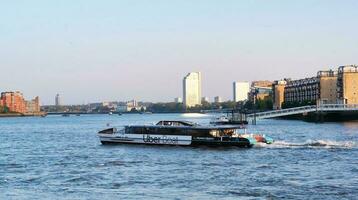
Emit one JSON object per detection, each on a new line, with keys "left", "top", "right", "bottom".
{"left": 126, "top": 120, "right": 244, "bottom": 130}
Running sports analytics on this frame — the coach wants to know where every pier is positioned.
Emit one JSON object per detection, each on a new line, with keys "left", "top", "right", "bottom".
{"left": 246, "top": 104, "right": 358, "bottom": 124}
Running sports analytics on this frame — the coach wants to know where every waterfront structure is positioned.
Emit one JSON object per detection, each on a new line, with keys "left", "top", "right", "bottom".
{"left": 233, "top": 82, "right": 250, "bottom": 102}
{"left": 273, "top": 80, "right": 287, "bottom": 110}
{"left": 183, "top": 72, "right": 202, "bottom": 107}
{"left": 214, "top": 96, "right": 222, "bottom": 103}
{"left": 55, "top": 94, "right": 62, "bottom": 106}
{"left": 337, "top": 65, "right": 358, "bottom": 104}
{"left": 174, "top": 97, "right": 182, "bottom": 103}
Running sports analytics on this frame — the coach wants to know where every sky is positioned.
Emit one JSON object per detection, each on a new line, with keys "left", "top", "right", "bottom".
{"left": 1, "top": 0, "right": 357, "bottom": 105}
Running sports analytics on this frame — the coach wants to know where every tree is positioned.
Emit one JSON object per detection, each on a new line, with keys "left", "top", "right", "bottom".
{"left": 0, "top": 106, "right": 9, "bottom": 113}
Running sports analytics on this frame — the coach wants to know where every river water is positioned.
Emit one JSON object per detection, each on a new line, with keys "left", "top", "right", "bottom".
{"left": 0, "top": 114, "right": 357, "bottom": 199}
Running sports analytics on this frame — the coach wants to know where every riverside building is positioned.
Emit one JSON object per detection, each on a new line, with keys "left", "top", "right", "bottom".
{"left": 272, "top": 65, "right": 358, "bottom": 109}
{"left": 337, "top": 65, "right": 358, "bottom": 104}
{"left": 0, "top": 91, "right": 40, "bottom": 114}
{"left": 183, "top": 72, "right": 202, "bottom": 107}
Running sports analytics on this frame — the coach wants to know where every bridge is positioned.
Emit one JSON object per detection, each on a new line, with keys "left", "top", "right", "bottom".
{"left": 246, "top": 104, "right": 358, "bottom": 121}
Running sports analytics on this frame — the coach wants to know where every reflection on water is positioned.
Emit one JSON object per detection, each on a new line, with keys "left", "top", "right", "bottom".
{"left": 180, "top": 113, "right": 209, "bottom": 118}
{"left": 341, "top": 120, "right": 358, "bottom": 129}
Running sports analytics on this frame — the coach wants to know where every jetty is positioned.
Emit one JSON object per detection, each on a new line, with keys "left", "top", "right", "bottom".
{"left": 246, "top": 104, "right": 358, "bottom": 124}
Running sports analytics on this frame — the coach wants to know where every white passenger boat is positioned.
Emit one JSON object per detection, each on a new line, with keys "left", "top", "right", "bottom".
{"left": 98, "top": 121, "right": 273, "bottom": 147}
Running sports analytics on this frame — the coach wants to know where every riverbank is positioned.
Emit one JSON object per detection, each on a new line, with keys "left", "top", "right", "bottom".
{"left": 0, "top": 112, "right": 46, "bottom": 118}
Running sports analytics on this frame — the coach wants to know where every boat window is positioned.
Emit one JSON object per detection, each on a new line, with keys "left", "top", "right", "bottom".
{"left": 180, "top": 121, "right": 195, "bottom": 126}
{"left": 156, "top": 121, "right": 195, "bottom": 127}
{"left": 221, "top": 129, "right": 235, "bottom": 136}
{"left": 126, "top": 127, "right": 144, "bottom": 134}
{"left": 143, "top": 127, "right": 158, "bottom": 134}
{"left": 132, "top": 127, "right": 143, "bottom": 134}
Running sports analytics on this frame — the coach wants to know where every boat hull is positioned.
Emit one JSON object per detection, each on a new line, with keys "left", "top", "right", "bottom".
{"left": 99, "top": 134, "right": 192, "bottom": 146}
{"left": 98, "top": 133, "right": 253, "bottom": 148}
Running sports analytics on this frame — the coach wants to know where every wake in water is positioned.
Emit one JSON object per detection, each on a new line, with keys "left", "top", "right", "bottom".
{"left": 255, "top": 139, "right": 357, "bottom": 149}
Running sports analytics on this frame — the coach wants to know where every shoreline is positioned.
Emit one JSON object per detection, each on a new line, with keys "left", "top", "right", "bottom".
{"left": 0, "top": 112, "right": 46, "bottom": 118}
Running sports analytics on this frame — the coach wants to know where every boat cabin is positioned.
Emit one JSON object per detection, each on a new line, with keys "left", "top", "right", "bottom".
{"left": 124, "top": 121, "right": 241, "bottom": 138}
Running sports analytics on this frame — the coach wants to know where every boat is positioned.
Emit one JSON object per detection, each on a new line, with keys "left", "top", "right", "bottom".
{"left": 109, "top": 112, "right": 113, "bottom": 115}
{"left": 62, "top": 113, "right": 70, "bottom": 117}
{"left": 118, "top": 113, "right": 122, "bottom": 116}
{"left": 210, "top": 115, "right": 230, "bottom": 125}
{"left": 97, "top": 120, "right": 272, "bottom": 147}
{"left": 210, "top": 115, "right": 248, "bottom": 125}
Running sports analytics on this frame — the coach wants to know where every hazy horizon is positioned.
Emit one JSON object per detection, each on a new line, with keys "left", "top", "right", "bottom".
{"left": 1, "top": 1, "right": 357, "bottom": 105}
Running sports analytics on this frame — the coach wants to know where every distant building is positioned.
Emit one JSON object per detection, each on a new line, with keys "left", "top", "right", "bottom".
{"left": 117, "top": 100, "right": 146, "bottom": 112}
{"left": 55, "top": 94, "right": 62, "bottom": 106}
{"left": 214, "top": 96, "right": 222, "bottom": 103}
{"left": 201, "top": 97, "right": 209, "bottom": 103}
{"left": 174, "top": 97, "right": 182, "bottom": 103}
{"left": 251, "top": 80, "right": 273, "bottom": 88}
{"left": 233, "top": 82, "right": 250, "bottom": 102}
{"left": 337, "top": 65, "right": 358, "bottom": 104}
{"left": 102, "top": 102, "right": 110, "bottom": 107}
{"left": 183, "top": 72, "right": 202, "bottom": 107}
{"left": 26, "top": 96, "right": 40, "bottom": 113}
{"left": 102, "top": 101, "right": 118, "bottom": 110}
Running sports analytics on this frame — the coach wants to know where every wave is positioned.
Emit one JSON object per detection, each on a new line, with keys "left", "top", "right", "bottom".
{"left": 255, "top": 139, "right": 357, "bottom": 149}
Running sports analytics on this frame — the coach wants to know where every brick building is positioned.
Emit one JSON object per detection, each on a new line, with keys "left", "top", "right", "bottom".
{"left": 0, "top": 91, "right": 40, "bottom": 114}
{"left": 0, "top": 91, "right": 26, "bottom": 113}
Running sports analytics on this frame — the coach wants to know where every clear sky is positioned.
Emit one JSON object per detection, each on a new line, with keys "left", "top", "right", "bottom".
{"left": 1, "top": 0, "right": 357, "bottom": 105}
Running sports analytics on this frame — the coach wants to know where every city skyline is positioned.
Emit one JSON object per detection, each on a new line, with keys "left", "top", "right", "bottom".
{"left": 1, "top": 1, "right": 357, "bottom": 104}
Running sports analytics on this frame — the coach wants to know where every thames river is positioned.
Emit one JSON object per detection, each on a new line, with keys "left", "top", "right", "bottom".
{"left": 1, "top": 114, "right": 357, "bottom": 199}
